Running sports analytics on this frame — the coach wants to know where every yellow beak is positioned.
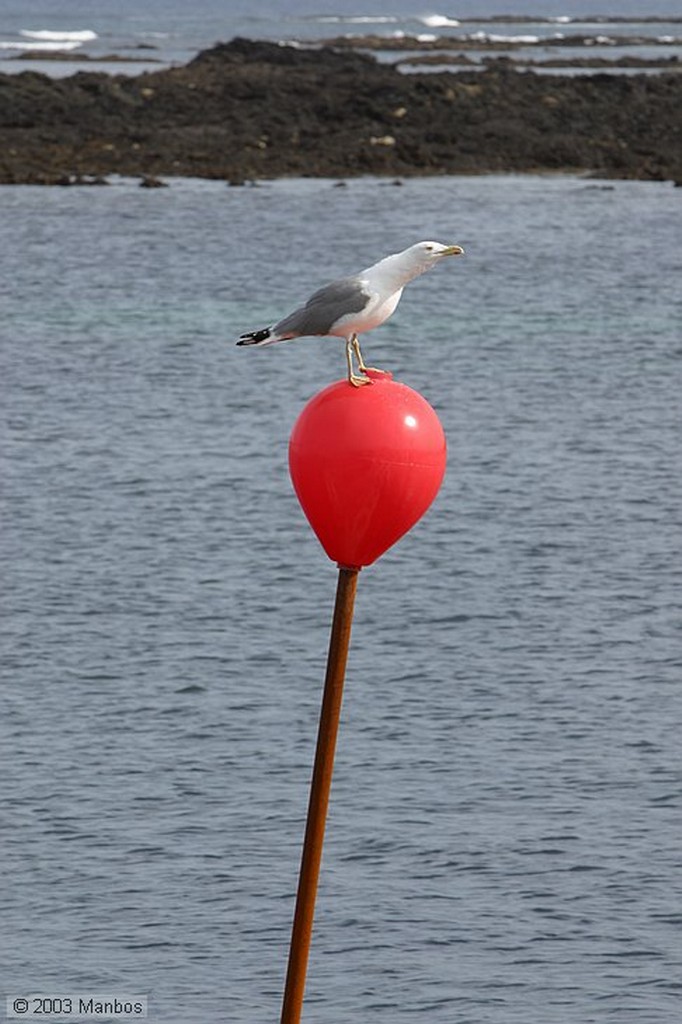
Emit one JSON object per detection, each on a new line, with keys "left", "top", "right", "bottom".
{"left": 442, "top": 244, "right": 465, "bottom": 256}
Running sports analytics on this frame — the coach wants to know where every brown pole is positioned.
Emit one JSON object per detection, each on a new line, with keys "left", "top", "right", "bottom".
{"left": 280, "top": 566, "right": 360, "bottom": 1024}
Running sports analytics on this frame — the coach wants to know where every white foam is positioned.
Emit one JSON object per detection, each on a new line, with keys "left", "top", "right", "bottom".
{"left": 468, "top": 32, "right": 541, "bottom": 45}
{"left": 580, "top": 36, "right": 617, "bottom": 46}
{"left": 20, "top": 29, "right": 97, "bottom": 42}
{"left": 317, "top": 16, "right": 397, "bottom": 25}
{"left": 420, "top": 15, "right": 460, "bottom": 29}
{"left": 0, "top": 40, "right": 83, "bottom": 51}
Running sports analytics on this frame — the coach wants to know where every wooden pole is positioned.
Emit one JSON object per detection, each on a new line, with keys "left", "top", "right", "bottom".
{"left": 280, "top": 566, "right": 359, "bottom": 1024}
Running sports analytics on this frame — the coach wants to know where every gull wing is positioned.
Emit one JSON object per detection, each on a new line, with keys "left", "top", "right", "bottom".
{"left": 274, "top": 276, "right": 371, "bottom": 339}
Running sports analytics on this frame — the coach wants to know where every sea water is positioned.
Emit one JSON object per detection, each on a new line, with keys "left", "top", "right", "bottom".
{"left": 1, "top": 174, "right": 681, "bottom": 1022}
{"left": 1, "top": 0, "right": 681, "bottom": 74}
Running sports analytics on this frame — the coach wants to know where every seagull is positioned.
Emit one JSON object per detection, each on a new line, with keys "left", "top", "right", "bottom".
{"left": 237, "top": 241, "right": 464, "bottom": 386}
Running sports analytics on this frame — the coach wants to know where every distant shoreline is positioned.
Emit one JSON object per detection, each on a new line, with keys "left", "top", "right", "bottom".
{"left": 1, "top": 38, "right": 680, "bottom": 186}
{"left": 8, "top": 46, "right": 680, "bottom": 74}
{"left": 10, "top": 50, "right": 163, "bottom": 64}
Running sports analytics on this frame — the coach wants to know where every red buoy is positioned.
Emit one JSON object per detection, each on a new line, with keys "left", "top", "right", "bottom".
{"left": 289, "top": 372, "right": 447, "bottom": 568}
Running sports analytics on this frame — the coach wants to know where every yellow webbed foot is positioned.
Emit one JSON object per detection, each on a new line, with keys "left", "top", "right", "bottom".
{"left": 351, "top": 335, "right": 388, "bottom": 379}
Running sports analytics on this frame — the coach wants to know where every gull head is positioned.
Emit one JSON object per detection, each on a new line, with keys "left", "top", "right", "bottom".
{"left": 384, "top": 240, "right": 464, "bottom": 282}
{"left": 415, "top": 240, "right": 465, "bottom": 263}
{"left": 394, "top": 241, "right": 465, "bottom": 276}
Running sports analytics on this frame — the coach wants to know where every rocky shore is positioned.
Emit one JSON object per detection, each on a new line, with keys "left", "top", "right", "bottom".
{"left": 0, "top": 37, "right": 680, "bottom": 185}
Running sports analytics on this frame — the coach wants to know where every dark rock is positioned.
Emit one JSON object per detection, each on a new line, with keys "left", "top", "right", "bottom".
{"left": 0, "top": 37, "right": 680, "bottom": 184}
{"left": 139, "top": 174, "right": 167, "bottom": 187}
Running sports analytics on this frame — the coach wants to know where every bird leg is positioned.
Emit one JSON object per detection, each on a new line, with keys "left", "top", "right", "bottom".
{"left": 352, "top": 335, "right": 388, "bottom": 378}
{"left": 346, "top": 336, "right": 372, "bottom": 387}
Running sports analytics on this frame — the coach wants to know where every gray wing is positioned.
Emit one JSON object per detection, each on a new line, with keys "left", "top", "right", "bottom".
{"left": 274, "top": 276, "right": 371, "bottom": 339}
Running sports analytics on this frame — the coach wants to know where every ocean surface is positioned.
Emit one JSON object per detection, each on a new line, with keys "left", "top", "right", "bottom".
{"left": 2, "top": 173, "right": 681, "bottom": 1022}
{"left": 1, "top": 0, "right": 681, "bottom": 76}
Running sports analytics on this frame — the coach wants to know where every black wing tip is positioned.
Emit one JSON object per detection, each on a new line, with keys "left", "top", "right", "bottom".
{"left": 236, "top": 327, "right": 271, "bottom": 346}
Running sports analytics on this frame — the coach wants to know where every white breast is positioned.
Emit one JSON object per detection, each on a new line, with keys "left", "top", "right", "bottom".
{"left": 329, "top": 286, "right": 404, "bottom": 337}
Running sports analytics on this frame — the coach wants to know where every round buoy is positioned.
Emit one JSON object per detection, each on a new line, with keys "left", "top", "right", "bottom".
{"left": 289, "top": 372, "right": 446, "bottom": 568}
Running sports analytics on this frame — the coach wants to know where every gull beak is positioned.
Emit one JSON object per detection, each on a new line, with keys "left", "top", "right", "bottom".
{"left": 442, "top": 244, "right": 465, "bottom": 257}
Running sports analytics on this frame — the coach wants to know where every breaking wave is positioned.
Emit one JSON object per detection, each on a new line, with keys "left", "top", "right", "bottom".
{"left": 20, "top": 29, "right": 97, "bottom": 42}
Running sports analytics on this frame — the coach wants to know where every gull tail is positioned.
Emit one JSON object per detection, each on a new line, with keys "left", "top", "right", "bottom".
{"left": 237, "top": 327, "right": 273, "bottom": 347}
